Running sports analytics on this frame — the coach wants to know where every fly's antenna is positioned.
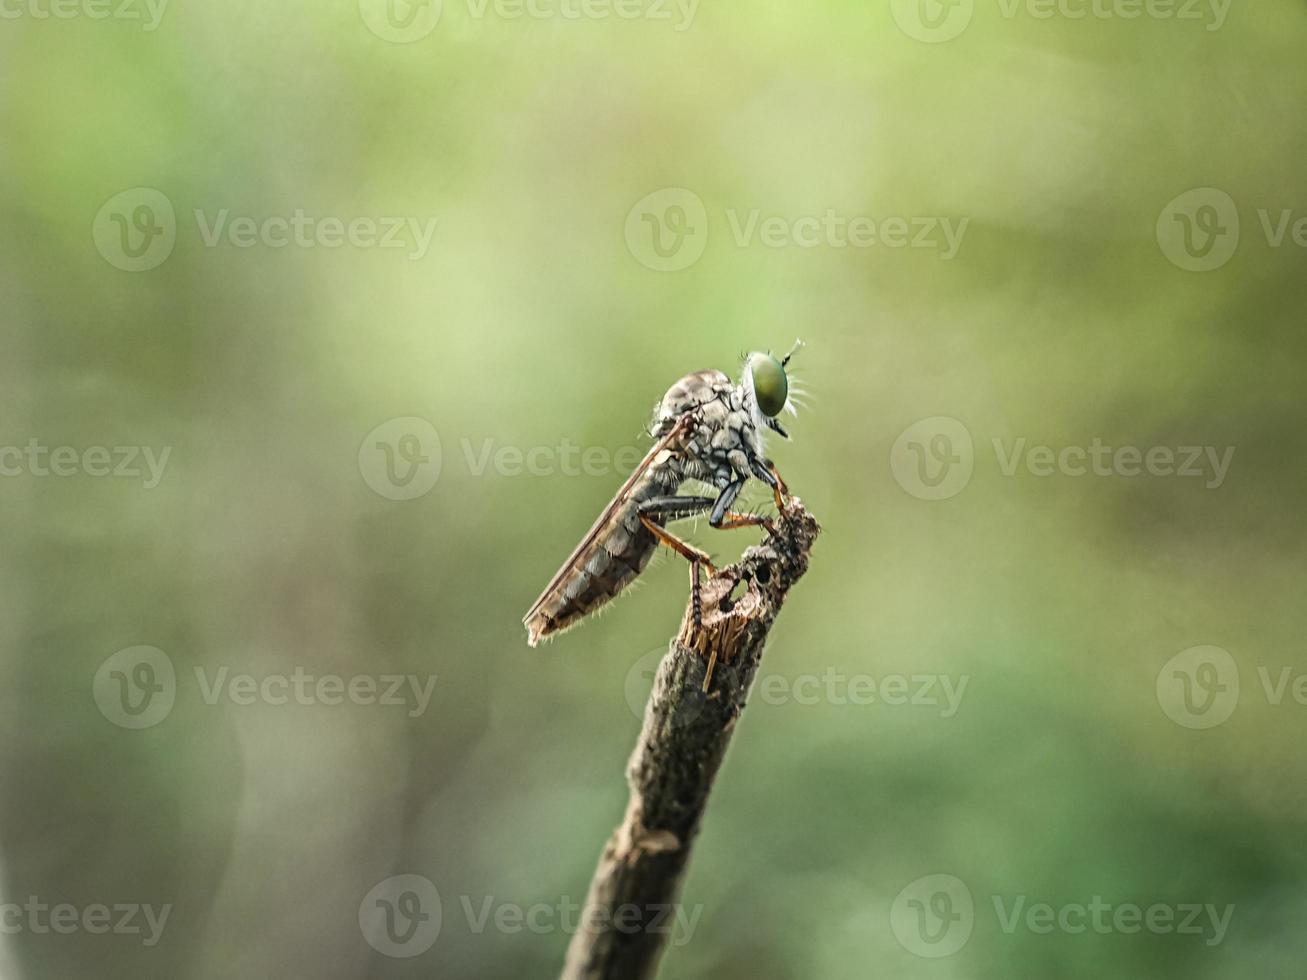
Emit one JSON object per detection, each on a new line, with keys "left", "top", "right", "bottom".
{"left": 782, "top": 339, "right": 806, "bottom": 367}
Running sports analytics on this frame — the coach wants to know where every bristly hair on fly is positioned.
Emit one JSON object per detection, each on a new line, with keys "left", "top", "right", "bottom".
{"left": 779, "top": 338, "right": 809, "bottom": 415}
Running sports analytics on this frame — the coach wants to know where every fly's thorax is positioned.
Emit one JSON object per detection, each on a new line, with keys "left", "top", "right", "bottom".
{"left": 653, "top": 369, "right": 733, "bottom": 434}
{"left": 681, "top": 393, "right": 761, "bottom": 488}
{"left": 651, "top": 368, "right": 764, "bottom": 487}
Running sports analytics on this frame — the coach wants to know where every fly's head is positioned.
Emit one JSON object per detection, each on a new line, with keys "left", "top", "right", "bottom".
{"left": 740, "top": 339, "right": 806, "bottom": 442}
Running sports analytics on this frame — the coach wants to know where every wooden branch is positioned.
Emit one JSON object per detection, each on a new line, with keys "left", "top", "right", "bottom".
{"left": 560, "top": 500, "right": 821, "bottom": 980}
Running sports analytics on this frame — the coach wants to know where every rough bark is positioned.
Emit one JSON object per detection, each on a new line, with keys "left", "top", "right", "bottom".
{"left": 560, "top": 499, "right": 821, "bottom": 980}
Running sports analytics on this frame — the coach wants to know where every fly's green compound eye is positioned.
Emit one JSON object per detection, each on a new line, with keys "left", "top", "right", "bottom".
{"left": 748, "top": 353, "right": 788, "bottom": 418}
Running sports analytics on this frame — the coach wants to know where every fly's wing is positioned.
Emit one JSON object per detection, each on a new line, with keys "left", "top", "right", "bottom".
{"left": 522, "top": 415, "right": 692, "bottom": 646}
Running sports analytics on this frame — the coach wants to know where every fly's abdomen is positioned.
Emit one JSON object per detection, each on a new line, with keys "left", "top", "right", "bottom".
{"left": 528, "top": 505, "right": 656, "bottom": 642}
{"left": 523, "top": 464, "right": 678, "bottom": 646}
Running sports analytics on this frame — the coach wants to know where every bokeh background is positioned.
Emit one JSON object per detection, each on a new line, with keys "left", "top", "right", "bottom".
{"left": 2, "top": 1, "right": 1306, "bottom": 978}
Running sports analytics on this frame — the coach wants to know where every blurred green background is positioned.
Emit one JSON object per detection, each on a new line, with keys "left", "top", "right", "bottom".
{"left": 2, "top": 1, "right": 1306, "bottom": 978}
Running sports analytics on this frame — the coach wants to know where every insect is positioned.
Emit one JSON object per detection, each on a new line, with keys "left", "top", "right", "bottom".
{"left": 523, "top": 342, "right": 804, "bottom": 649}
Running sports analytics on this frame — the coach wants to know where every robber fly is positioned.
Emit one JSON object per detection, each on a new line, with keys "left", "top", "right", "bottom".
{"left": 523, "top": 342, "right": 804, "bottom": 648}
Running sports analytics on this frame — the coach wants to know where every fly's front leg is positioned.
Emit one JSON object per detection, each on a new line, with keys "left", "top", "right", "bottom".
{"left": 709, "top": 478, "right": 778, "bottom": 537}
{"left": 750, "top": 457, "right": 793, "bottom": 513}
{"left": 637, "top": 495, "right": 718, "bottom": 631}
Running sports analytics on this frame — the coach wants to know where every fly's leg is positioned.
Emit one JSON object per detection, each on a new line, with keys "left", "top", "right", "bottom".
{"left": 637, "top": 497, "right": 718, "bottom": 635}
{"left": 686, "top": 552, "right": 709, "bottom": 631}
{"left": 637, "top": 495, "right": 715, "bottom": 527}
{"left": 639, "top": 481, "right": 784, "bottom": 692}
{"left": 709, "top": 478, "right": 779, "bottom": 537}
{"left": 714, "top": 512, "right": 777, "bottom": 533}
{"left": 769, "top": 462, "right": 790, "bottom": 506}
{"left": 750, "top": 458, "right": 793, "bottom": 513}
{"left": 636, "top": 511, "right": 717, "bottom": 579}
